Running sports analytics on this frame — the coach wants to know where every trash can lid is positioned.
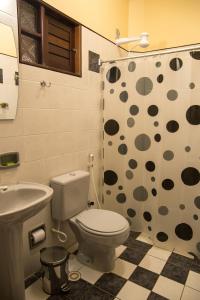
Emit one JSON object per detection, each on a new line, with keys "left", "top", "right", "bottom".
{"left": 40, "top": 246, "right": 68, "bottom": 266}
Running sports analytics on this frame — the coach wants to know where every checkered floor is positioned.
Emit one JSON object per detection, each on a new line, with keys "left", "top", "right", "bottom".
{"left": 26, "top": 231, "right": 200, "bottom": 300}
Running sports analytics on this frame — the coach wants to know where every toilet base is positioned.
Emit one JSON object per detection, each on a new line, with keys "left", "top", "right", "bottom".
{"left": 69, "top": 214, "right": 129, "bottom": 273}
{"left": 77, "top": 243, "right": 115, "bottom": 272}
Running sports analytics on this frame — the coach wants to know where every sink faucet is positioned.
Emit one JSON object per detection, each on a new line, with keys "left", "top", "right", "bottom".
{"left": 0, "top": 186, "right": 8, "bottom": 192}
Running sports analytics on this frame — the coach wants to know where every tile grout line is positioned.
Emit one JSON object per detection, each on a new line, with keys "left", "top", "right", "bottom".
{"left": 185, "top": 283, "right": 200, "bottom": 293}
{"left": 180, "top": 284, "right": 185, "bottom": 300}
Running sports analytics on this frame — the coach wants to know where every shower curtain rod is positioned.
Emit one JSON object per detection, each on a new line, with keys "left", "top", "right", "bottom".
{"left": 99, "top": 44, "right": 200, "bottom": 66}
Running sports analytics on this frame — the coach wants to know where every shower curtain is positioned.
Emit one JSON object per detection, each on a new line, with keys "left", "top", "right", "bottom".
{"left": 102, "top": 49, "right": 200, "bottom": 256}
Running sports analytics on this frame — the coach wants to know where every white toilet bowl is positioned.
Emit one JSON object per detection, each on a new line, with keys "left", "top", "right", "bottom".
{"left": 69, "top": 209, "right": 130, "bottom": 272}
{"left": 51, "top": 170, "right": 130, "bottom": 272}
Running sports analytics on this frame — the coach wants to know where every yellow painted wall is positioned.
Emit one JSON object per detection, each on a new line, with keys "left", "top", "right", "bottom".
{"left": 128, "top": 0, "right": 145, "bottom": 51}
{"left": 129, "top": 0, "right": 200, "bottom": 51}
{"left": 43, "top": 0, "right": 200, "bottom": 51}
{"left": 44, "top": 0, "right": 129, "bottom": 43}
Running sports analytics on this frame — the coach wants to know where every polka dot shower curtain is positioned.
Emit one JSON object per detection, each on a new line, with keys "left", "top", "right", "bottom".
{"left": 102, "top": 49, "right": 200, "bottom": 256}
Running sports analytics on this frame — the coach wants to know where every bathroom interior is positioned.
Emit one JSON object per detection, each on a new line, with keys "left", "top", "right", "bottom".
{"left": 0, "top": 0, "right": 200, "bottom": 299}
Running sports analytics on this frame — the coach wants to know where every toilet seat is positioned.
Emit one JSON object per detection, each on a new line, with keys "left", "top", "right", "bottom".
{"left": 73, "top": 209, "right": 129, "bottom": 236}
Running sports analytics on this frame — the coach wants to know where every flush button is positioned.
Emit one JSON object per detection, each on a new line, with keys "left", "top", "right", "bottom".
{"left": 69, "top": 172, "right": 76, "bottom": 176}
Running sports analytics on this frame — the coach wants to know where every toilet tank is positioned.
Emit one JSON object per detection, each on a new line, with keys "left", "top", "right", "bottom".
{"left": 51, "top": 170, "right": 90, "bottom": 221}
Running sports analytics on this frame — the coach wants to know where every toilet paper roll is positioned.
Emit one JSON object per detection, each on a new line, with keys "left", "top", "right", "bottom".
{"left": 31, "top": 228, "right": 46, "bottom": 245}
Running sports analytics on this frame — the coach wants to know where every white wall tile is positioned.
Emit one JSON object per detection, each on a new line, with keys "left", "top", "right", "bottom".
{"left": 22, "top": 109, "right": 56, "bottom": 135}
{"left": 0, "top": 136, "right": 24, "bottom": 161}
{"left": 18, "top": 80, "right": 59, "bottom": 109}
{"left": 18, "top": 160, "right": 46, "bottom": 184}
{"left": 0, "top": 167, "right": 20, "bottom": 185}
{"left": 0, "top": 19, "right": 127, "bottom": 278}
{"left": 54, "top": 109, "right": 76, "bottom": 133}
{"left": 23, "top": 135, "right": 46, "bottom": 162}
{"left": 0, "top": 109, "right": 23, "bottom": 137}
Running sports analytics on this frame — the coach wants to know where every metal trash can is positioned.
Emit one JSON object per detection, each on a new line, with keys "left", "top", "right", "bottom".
{"left": 40, "top": 246, "right": 69, "bottom": 295}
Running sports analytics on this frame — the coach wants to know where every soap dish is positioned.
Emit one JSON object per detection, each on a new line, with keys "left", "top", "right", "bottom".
{"left": 0, "top": 152, "right": 20, "bottom": 169}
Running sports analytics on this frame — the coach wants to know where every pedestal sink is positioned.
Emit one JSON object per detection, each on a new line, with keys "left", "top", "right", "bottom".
{"left": 0, "top": 182, "right": 53, "bottom": 300}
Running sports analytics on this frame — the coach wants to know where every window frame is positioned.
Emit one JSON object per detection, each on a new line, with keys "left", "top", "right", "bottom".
{"left": 17, "top": 0, "right": 82, "bottom": 77}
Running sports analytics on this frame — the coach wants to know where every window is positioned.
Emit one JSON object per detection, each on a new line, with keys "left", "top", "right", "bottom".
{"left": 18, "top": 0, "right": 81, "bottom": 76}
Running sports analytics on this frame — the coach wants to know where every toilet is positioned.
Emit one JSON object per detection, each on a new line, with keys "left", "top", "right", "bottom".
{"left": 51, "top": 170, "right": 130, "bottom": 272}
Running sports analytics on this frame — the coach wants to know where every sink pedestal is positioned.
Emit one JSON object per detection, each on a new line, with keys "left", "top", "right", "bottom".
{"left": 0, "top": 223, "right": 25, "bottom": 300}
{"left": 0, "top": 182, "right": 53, "bottom": 299}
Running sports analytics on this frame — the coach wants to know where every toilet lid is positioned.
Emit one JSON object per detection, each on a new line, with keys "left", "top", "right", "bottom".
{"left": 75, "top": 209, "right": 129, "bottom": 234}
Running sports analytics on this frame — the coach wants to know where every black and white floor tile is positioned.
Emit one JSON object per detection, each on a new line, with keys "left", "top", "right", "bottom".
{"left": 25, "top": 232, "right": 200, "bottom": 300}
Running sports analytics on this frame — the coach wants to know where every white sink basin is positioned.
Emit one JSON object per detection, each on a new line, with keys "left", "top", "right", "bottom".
{"left": 0, "top": 182, "right": 53, "bottom": 300}
{"left": 0, "top": 183, "right": 53, "bottom": 224}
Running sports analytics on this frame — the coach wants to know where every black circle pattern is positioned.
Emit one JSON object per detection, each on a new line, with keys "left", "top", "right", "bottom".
{"left": 154, "top": 134, "right": 161, "bottom": 142}
{"left": 127, "top": 208, "right": 136, "bottom": 217}
{"left": 157, "top": 232, "right": 168, "bottom": 242}
{"left": 104, "top": 170, "right": 118, "bottom": 185}
{"left": 190, "top": 51, "right": 200, "bottom": 60}
{"left": 119, "top": 91, "right": 128, "bottom": 103}
{"left": 186, "top": 105, "right": 200, "bottom": 125}
{"left": 143, "top": 212, "right": 152, "bottom": 222}
{"left": 194, "top": 196, "right": 200, "bottom": 209}
{"left": 106, "top": 67, "right": 121, "bottom": 83}
{"left": 116, "top": 193, "right": 126, "bottom": 203}
{"left": 129, "top": 159, "right": 137, "bottom": 169}
{"left": 130, "top": 105, "right": 139, "bottom": 116}
{"left": 145, "top": 161, "right": 155, "bottom": 172}
{"left": 162, "top": 179, "right": 174, "bottom": 190}
{"left": 170, "top": 58, "right": 183, "bottom": 71}
{"left": 155, "top": 61, "right": 161, "bottom": 67}
{"left": 104, "top": 119, "right": 119, "bottom": 135}
{"left": 148, "top": 105, "right": 159, "bottom": 116}
{"left": 152, "top": 188, "right": 157, "bottom": 196}
{"left": 118, "top": 144, "right": 128, "bottom": 155}
{"left": 175, "top": 223, "right": 193, "bottom": 240}
{"left": 157, "top": 74, "right": 164, "bottom": 83}
{"left": 181, "top": 167, "right": 200, "bottom": 186}
{"left": 166, "top": 120, "right": 179, "bottom": 133}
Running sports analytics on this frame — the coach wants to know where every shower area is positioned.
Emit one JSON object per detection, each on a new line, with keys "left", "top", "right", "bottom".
{"left": 102, "top": 47, "right": 200, "bottom": 256}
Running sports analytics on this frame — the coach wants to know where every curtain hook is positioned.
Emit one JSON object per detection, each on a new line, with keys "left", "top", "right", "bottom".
{"left": 40, "top": 81, "right": 51, "bottom": 88}
{"left": 46, "top": 82, "right": 51, "bottom": 87}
